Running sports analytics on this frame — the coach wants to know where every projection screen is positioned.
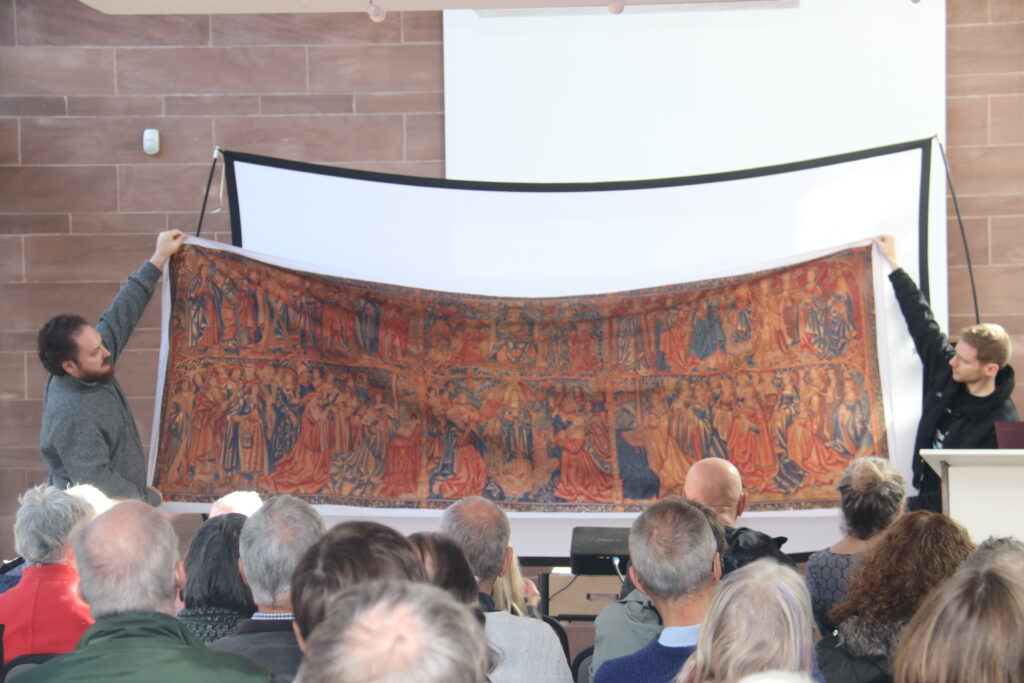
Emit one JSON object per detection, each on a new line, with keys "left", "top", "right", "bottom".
{"left": 153, "top": 140, "right": 935, "bottom": 555}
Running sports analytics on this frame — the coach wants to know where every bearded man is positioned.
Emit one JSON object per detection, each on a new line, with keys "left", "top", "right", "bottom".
{"left": 37, "top": 230, "right": 186, "bottom": 505}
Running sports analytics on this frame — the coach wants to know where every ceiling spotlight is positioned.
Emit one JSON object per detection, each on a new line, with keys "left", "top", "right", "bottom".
{"left": 608, "top": 0, "right": 625, "bottom": 14}
{"left": 367, "top": 0, "right": 386, "bottom": 22}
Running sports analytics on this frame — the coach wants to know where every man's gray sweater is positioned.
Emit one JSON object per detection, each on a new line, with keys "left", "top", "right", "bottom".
{"left": 40, "top": 261, "right": 162, "bottom": 506}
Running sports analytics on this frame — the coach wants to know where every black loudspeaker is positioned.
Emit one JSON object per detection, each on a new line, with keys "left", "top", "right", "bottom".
{"left": 570, "top": 526, "right": 630, "bottom": 576}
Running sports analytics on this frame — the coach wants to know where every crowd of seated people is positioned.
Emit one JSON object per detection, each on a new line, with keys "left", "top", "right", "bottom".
{"left": 2, "top": 456, "right": 1024, "bottom": 683}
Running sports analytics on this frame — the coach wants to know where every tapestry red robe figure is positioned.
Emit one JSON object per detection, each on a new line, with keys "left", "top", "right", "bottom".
{"left": 554, "top": 405, "right": 614, "bottom": 503}
{"left": 379, "top": 413, "right": 424, "bottom": 498}
{"left": 185, "top": 375, "right": 226, "bottom": 464}
{"left": 455, "top": 323, "right": 487, "bottom": 366}
{"left": 234, "top": 385, "right": 268, "bottom": 476}
{"left": 568, "top": 323, "right": 601, "bottom": 373}
{"left": 438, "top": 398, "right": 488, "bottom": 499}
{"left": 786, "top": 404, "right": 847, "bottom": 487}
{"left": 641, "top": 389, "right": 692, "bottom": 497}
{"left": 727, "top": 385, "right": 778, "bottom": 493}
{"left": 269, "top": 395, "right": 332, "bottom": 494}
{"left": 380, "top": 304, "right": 412, "bottom": 362}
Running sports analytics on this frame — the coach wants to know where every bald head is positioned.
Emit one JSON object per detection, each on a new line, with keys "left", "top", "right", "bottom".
{"left": 684, "top": 459, "right": 746, "bottom": 527}
{"left": 74, "top": 500, "right": 180, "bottom": 618}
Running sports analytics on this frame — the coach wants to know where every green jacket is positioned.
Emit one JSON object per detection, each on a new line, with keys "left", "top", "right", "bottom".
{"left": 18, "top": 612, "right": 273, "bottom": 682}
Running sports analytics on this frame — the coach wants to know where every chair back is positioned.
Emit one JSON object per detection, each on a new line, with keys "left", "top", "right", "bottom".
{"left": 1, "top": 654, "right": 57, "bottom": 682}
{"left": 571, "top": 644, "right": 595, "bottom": 683}
{"left": 541, "top": 615, "right": 571, "bottom": 665}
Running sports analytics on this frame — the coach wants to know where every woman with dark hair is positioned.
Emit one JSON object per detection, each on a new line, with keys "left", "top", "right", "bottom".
{"left": 408, "top": 530, "right": 498, "bottom": 677}
{"left": 816, "top": 511, "right": 974, "bottom": 683}
{"left": 177, "top": 513, "right": 256, "bottom": 643}
{"left": 407, "top": 531, "right": 479, "bottom": 607}
{"left": 805, "top": 457, "right": 904, "bottom": 636}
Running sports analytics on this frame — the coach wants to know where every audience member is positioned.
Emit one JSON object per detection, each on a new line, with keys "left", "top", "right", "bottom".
{"left": 676, "top": 559, "right": 818, "bottom": 683}
{"left": 962, "top": 535, "right": 1024, "bottom": 573}
{"left": 594, "top": 497, "right": 719, "bottom": 683}
{"left": 0, "top": 485, "right": 95, "bottom": 664}
{"left": 685, "top": 459, "right": 793, "bottom": 574}
{"left": 176, "top": 512, "right": 257, "bottom": 643}
{"left": 894, "top": 564, "right": 1024, "bottom": 683}
{"left": 816, "top": 511, "right": 974, "bottom": 683}
{"left": 805, "top": 457, "right": 905, "bottom": 636}
{"left": 290, "top": 520, "right": 426, "bottom": 643}
{"left": 440, "top": 496, "right": 572, "bottom": 683}
{"left": 408, "top": 531, "right": 480, "bottom": 607}
{"left": 18, "top": 501, "right": 271, "bottom": 682}
{"left": 210, "top": 495, "right": 325, "bottom": 683}
{"left": 0, "top": 484, "right": 111, "bottom": 596}
{"left": 210, "top": 490, "right": 264, "bottom": 517}
{"left": 294, "top": 580, "right": 492, "bottom": 683}
{"left": 593, "top": 462, "right": 782, "bottom": 679}
{"left": 492, "top": 545, "right": 542, "bottom": 618}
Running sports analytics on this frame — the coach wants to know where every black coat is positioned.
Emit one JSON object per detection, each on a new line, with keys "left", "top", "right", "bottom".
{"left": 889, "top": 269, "right": 1018, "bottom": 503}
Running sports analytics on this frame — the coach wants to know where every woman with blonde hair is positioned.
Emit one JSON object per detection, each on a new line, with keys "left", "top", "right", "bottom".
{"left": 491, "top": 545, "right": 542, "bottom": 618}
{"left": 676, "top": 559, "right": 816, "bottom": 683}
{"left": 805, "top": 457, "right": 905, "bottom": 636}
{"left": 894, "top": 564, "right": 1024, "bottom": 683}
{"left": 817, "top": 510, "right": 974, "bottom": 683}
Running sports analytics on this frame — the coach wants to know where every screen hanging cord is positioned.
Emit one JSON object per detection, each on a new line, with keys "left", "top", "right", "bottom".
{"left": 195, "top": 146, "right": 222, "bottom": 238}
{"left": 934, "top": 135, "right": 980, "bottom": 324}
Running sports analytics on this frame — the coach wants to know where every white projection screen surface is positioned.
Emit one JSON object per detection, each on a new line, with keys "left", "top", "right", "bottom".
{"left": 167, "top": 142, "right": 934, "bottom": 555}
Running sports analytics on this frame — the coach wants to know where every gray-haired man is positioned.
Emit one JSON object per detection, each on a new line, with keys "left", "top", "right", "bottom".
{"left": 440, "top": 496, "right": 572, "bottom": 683}
{"left": 593, "top": 496, "right": 720, "bottom": 683}
{"left": 19, "top": 500, "right": 272, "bottom": 683}
{"left": 210, "top": 495, "right": 326, "bottom": 683}
{"left": 295, "top": 580, "right": 492, "bottom": 683}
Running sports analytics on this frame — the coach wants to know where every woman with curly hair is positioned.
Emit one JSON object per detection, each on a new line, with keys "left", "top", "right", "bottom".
{"left": 805, "top": 457, "right": 905, "bottom": 637}
{"left": 816, "top": 510, "right": 974, "bottom": 683}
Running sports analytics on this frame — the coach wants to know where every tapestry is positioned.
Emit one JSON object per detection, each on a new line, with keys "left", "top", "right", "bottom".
{"left": 153, "top": 243, "right": 886, "bottom": 511}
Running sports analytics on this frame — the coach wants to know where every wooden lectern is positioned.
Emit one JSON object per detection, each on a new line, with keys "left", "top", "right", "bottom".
{"left": 920, "top": 449, "right": 1024, "bottom": 543}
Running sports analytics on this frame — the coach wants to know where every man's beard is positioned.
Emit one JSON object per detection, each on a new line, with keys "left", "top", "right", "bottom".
{"left": 79, "top": 362, "right": 115, "bottom": 385}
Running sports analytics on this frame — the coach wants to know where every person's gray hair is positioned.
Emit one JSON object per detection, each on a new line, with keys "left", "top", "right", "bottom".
{"left": 295, "top": 580, "right": 493, "bottom": 683}
{"left": 439, "top": 497, "right": 510, "bottom": 583}
{"left": 629, "top": 496, "right": 716, "bottom": 600}
{"left": 210, "top": 490, "right": 264, "bottom": 517}
{"left": 963, "top": 536, "right": 1024, "bottom": 572}
{"left": 74, "top": 501, "right": 180, "bottom": 618}
{"left": 836, "top": 457, "right": 905, "bottom": 541}
{"left": 676, "top": 559, "right": 814, "bottom": 683}
{"left": 14, "top": 485, "right": 94, "bottom": 565}
{"left": 240, "top": 495, "right": 326, "bottom": 608}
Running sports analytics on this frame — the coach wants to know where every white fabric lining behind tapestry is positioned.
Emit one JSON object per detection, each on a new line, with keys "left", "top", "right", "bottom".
{"left": 152, "top": 144, "right": 931, "bottom": 554}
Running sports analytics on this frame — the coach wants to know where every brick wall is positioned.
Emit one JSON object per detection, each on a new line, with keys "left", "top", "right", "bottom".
{"left": 947, "top": 0, "right": 1024, "bottom": 399}
{"left": 1, "top": 0, "right": 1022, "bottom": 558}
{"left": 0, "top": 0, "right": 443, "bottom": 556}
